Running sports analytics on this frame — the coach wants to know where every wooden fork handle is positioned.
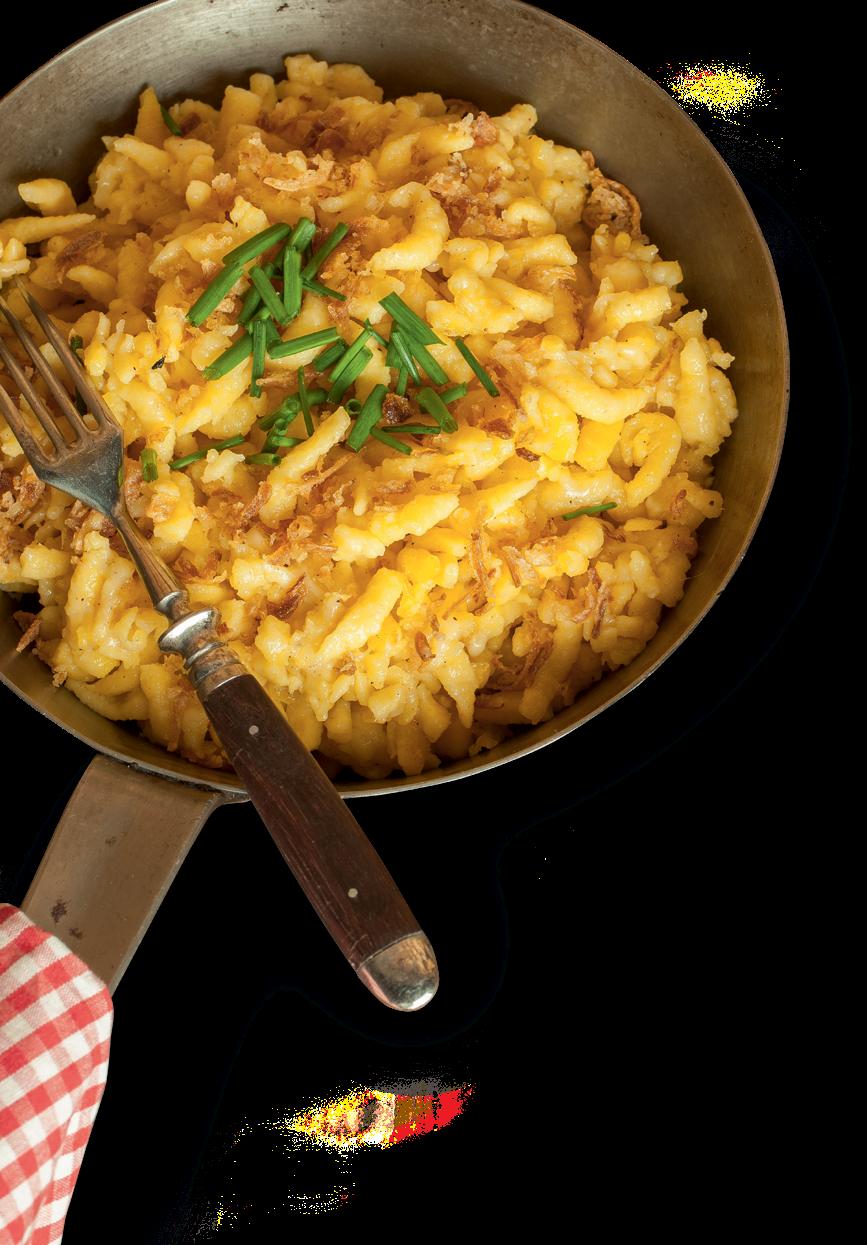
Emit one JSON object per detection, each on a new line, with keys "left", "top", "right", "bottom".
{"left": 192, "top": 668, "right": 438, "bottom": 1012}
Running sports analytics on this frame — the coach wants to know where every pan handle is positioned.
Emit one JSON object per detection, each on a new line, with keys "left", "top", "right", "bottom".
{"left": 21, "top": 754, "right": 229, "bottom": 992}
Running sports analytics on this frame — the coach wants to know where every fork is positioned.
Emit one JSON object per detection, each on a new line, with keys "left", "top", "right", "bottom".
{"left": 0, "top": 281, "right": 438, "bottom": 1011}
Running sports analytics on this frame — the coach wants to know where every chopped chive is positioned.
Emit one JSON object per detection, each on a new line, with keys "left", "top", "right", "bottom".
{"left": 455, "top": 337, "right": 499, "bottom": 396}
{"left": 387, "top": 423, "right": 441, "bottom": 435}
{"left": 302, "top": 277, "right": 346, "bottom": 301}
{"left": 140, "top": 448, "right": 159, "bottom": 482}
{"left": 251, "top": 319, "right": 266, "bottom": 396}
{"left": 245, "top": 452, "right": 282, "bottom": 467}
{"left": 407, "top": 337, "right": 448, "bottom": 385}
{"left": 289, "top": 217, "right": 317, "bottom": 251}
{"left": 238, "top": 257, "right": 278, "bottom": 325}
{"left": 268, "top": 435, "right": 302, "bottom": 448}
{"left": 257, "top": 387, "right": 327, "bottom": 429}
{"left": 379, "top": 292, "right": 442, "bottom": 347}
{"left": 418, "top": 386, "right": 458, "bottom": 433}
{"left": 562, "top": 502, "right": 618, "bottom": 520}
{"left": 250, "top": 266, "right": 289, "bottom": 325}
{"left": 396, "top": 366, "right": 409, "bottom": 397}
{"left": 354, "top": 318, "right": 389, "bottom": 348}
{"left": 151, "top": 355, "right": 166, "bottom": 370}
{"left": 301, "top": 221, "right": 348, "bottom": 280}
{"left": 440, "top": 383, "right": 468, "bottom": 404}
{"left": 313, "top": 341, "right": 345, "bottom": 372}
{"left": 160, "top": 103, "right": 182, "bottom": 137}
{"left": 347, "top": 383, "right": 386, "bottom": 451}
{"left": 70, "top": 336, "right": 84, "bottom": 352}
{"left": 168, "top": 434, "right": 247, "bottom": 471}
{"left": 259, "top": 401, "right": 297, "bottom": 430}
{"left": 297, "top": 367, "right": 314, "bottom": 436}
{"left": 327, "top": 347, "right": 371, "bottom": 403}
{"left": 268, "top": 328, "right": 341, "bottom": 360}
{"left": 389, "top": 330, "right": 421, "bottom": 384}
{"left": 329, "top": 327, "right": 372, "bottom": 381}
{"left": 370, "top": 427, "right": 413, "bottom": 454}
{"left": 222, "top": 222, "right": 291, "bottom": 269}
{"left": 238, "top": 289, "right": 262, "bottom": 326}
{"left": 283, "top": 247, "right": 302, "bottom": 319}
{"left": 169, "top": 449, "right": 207, "bottom": 470}
{"left": 385, "top": 335, "right": 399, "bottom": 369}
{"left": 346, "top": 399, "right": 363, "bottom": 414}
{"left": 264, "top": 318, "right": 282, "bottom": 347}
{"left": 187, "top": 263, "right": 243, "bottom": 326}
{"left": 202, "top": 331, "right": 252, "bottom": 380}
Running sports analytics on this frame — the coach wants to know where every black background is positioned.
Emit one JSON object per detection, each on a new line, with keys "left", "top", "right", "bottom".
{"left": 0, "top": 5, "right": 850, "bottom": 1237}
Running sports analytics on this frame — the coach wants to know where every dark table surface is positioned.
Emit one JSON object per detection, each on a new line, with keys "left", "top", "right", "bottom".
{"left": 0, "top": 7, "right": 849, "bottom": 1237}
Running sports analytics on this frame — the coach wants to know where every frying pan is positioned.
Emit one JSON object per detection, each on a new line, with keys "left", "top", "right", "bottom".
{"left": 0, "top": 0, "right": 788, "bottom": 991}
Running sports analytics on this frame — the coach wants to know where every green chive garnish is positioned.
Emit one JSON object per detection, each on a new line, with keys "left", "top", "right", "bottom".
{"left": 245, "top": 453, "right": 282, "bottom": 467}
{"left": 346, "top": 399, "right": 363, "bottom": 414}
{"left": 455, "top": 337, "right": 499, "bottom": 396}
{"left": 301, "top": 221, "right": 348, "bottom": 280}
{"left": 187, "top": 264, "right": 243, "bottom": 326}
{"left": 327, "top": 347, "right": 371, "bottom": 404}
{"left": 168, "top": 435, "right": 245, "bottom": 470}
{"left": 389, "top": 330, "right": 421, "bottom": 384}
{"left": 302, "top": 277, "right": 346, "bottom": 301}
{"left": 169, "top": 450, "right": 206, "bottom": 470}
{"left": 283, "top": 247, "right": 302, "bottom": 320}
{"left": 264, "top": 319, "right": 282, "bottom": 347}
{"left": 289, "top": 217, "right": 317, "bottom": 251}
{"left": 249, "top": 266, "right": 288, "bottom": 325}
{"left": 387, "top": 423, "right": 441, "bottom": 435}
{"left": 140, "top": 448, "right": 159, "bottom": 482}
{"left": 257, "top": 388, "right": 327, "bottom": 429}
{"left": 355, "top": 317, "right": 389, "bottom": 348}
{"left": 222, "top": 223, "right": 291, "bottom": 269}
{"left": 268, "top": 328, "right": 341, "bottom": 360}
{"left": 418, "top": 387, "right": 458, "bottom": 433}
{"left": 251, "top": 319, "right": 266, "bottom": 396}
{"left": 313, "top": 341, "right": 345, "bottom": 371}
{"left": 268, "top": 435, "right": 302, "bottom": 448}
{"left": 160, "top": 104, "right": 182, "bottom": 137}
{"left": 297, "top": 367, "right": 313, "bottom": 436}
{"left": 202, "top": 331, "right": 252, "bottom": 380}
{"left": 396, "top": 366, "right": 409, "bottom": 397}
{"left": 561, "top": 502, "right": 617, "bottom": 520}
{"left": 407, "top": 338, "right": 448, "bottom": 385}
{"left": 370, "top": 427, "right": 412, "bottom": 454}
{"left": 440, "top": 383, "right": 468, "bottom": 404}
{"left": 238, "top": 257, "right": 278, "bottom": 325}
{"left": 347, "top": 383, "right": 386, "bottom": 451}
{"left": 329, "top": 327, "right": 371, "bottom": 382}
{"left": 379, "top": 293, "right": 442, "bottom": 347}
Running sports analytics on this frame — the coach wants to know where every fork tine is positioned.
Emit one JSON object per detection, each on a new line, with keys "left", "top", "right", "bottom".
{"left": 15, "top": 282, "right": 115, "bottom": 430}
{"left": 0, "top": 334, "right": 67, "bottom": 455}
{"left": 0, "top": 293, "right": 91, "bottom": 440}
{"left": 0, "top": 378, "right": 51, "bottom": 470}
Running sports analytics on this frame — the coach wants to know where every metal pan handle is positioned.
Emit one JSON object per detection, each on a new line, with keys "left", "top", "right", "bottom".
{"left": 21, "top": 754, "right": 228, "bottom": 991}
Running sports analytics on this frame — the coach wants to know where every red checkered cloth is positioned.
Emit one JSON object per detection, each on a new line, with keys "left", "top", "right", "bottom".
{"left": 0, "top": 904, "right": 112, "bottom": 1243}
